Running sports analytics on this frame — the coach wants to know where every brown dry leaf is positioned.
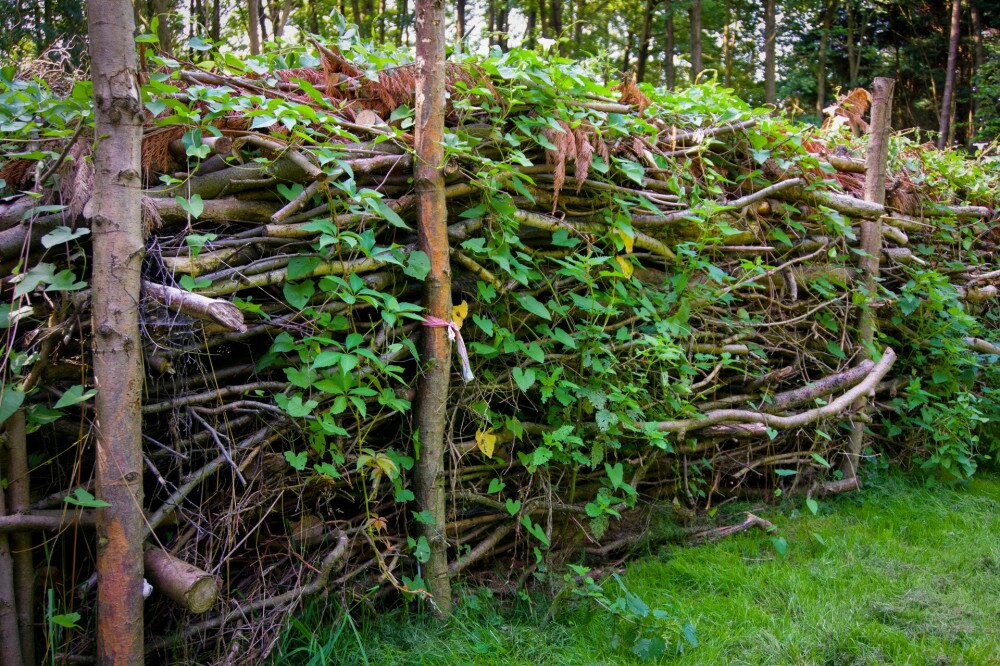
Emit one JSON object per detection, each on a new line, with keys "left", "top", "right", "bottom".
{"left": 574, "top": 127, "right": 594, "bottom": 192}
{"left": 822, "top": 88, "right": 872, "bottom": 135}
{"left": 612, "top": 73, "right": 651, "bottom": 114}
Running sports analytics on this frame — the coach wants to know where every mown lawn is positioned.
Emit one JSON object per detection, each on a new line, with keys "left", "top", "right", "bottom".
{"left": 275, "top": 474, "right": 1000, "bottom": 665}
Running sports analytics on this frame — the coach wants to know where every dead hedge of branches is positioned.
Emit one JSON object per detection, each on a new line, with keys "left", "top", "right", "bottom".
{"left": 1, "top": 40, "right": 999, "bottom": 662}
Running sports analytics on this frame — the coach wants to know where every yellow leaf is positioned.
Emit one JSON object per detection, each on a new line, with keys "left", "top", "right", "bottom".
{"left": 616, "top": 229, "right": 635, "bottom": 254}
{"left": 452, "top": 300, "right": 469, "bottom": 329}
{"left": 475, "top": 428, "right": 497, "bottom": 458}
{"left": 615, "top": 255, "right": 634, "bottom": 278}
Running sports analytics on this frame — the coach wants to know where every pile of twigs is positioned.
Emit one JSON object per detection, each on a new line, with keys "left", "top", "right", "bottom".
{"left": 1, "top": 44, "right": 997, "bottom": 662}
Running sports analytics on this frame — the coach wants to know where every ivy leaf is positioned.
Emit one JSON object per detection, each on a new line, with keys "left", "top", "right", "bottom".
{"left": 512, "top": 366, "right": 536, "bottom": 392}
{"left": 185, "top": 232, "right": 217, "bottom": 260}
{"left": 413, "top": 535, "right": 431, "bottom": 563}
{"left": 54, "top": 385, "right": 97, "bottom": 409}
{"left": 41, "top": 226, "right": 90, "bottom": 248}
{"left": 64, "top": 487, "right": 110, "bottom": 508}
{"left": 45, "top": 270, "right": 87, "bottom": 292}
{"left": 284, "top": 450, "right": 308, "bottom": 471}
{"left": 0, "top": 387, "right": 25, "bottom": 426}
{"left": 403, "top": 250, "right": 430, "bottom": 280}
{"left": 517, "top": 294, "right": 551, "bottom": 321}
{"left": 13, "top": 262, "right": 56, "bottom": 297}
{"left": 175, "top": 193, "right": 204, "bottom": 219}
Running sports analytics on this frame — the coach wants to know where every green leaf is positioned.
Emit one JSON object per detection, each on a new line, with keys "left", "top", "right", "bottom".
{"left": 517, "top": 294, "right": 551, "bottom": 321}
{"left": 806, "top": 498, "right": 819, "bottom": 515}
{"left": 403, "top": 251, "right": 431, "bottom": 280}
{"left": 505, "top": 498, "right": 521, "bottom": 515}
{"left": 179, "top": 275, "right": 211, "bottom": 291}
{"left": 774, "top": 468, "right": 797, "bottom": 477}
{"left": 810, "top": 452, "right": 831, "bottom": 468}
{"left": 50, "top": 612, "right": 81, "bottom": 629}
{"left": 770, "top": 535, "right": 788, "bottom": 557}
{"left": 13, "top": 262, "right": 56, "bottom": 297}
{"left": 286, "top": 256, "right": 320, "bottom": 281}
{"left": 283, "top": 280, "right": 315, "bottom": 309}
{"left": 64, "top": 487, "right": 110, "bottom": 508}
{"left": 41, "top": 226, "right": 90, "bottom": 248}
{"left": 54, "top": 385, "right": 97, "bottom": 409}
{"left": 175, "top": 193, "right": 204, "bottom": 219}
{"left": 369, "top": 196, "right": 408, "bottom": 229}
{"left": 413, "top": 535, "right": 430, "bottom": 563}
{"left": 284, "top": 450, "right": 308, "bottom": 471}
{"left": 184, "top": 233, "right": 217, "bottom": 260}
{"left": 605, "top": 462, "right": 624, "bottom": 490}
{"left": 0, "top": 387, "right": 25, "bottom": 426}
{"left": 45, "top": 270, "right": 87, "bottom": 292}
{"left": 512, "top": 366, "right": 536, "bottom": 392}
{"left": 488, "top": 478, "right": 506, "bottom": 494}
{"left": 276, "top": 393, "right": 319, "bottom": 418}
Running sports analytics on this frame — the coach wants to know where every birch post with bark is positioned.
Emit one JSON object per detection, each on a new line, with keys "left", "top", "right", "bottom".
{"left": 412, "top": 0, "right": 454, "bottom": 618}
{"left": 86, "top": 0, "right": 147, "bottom": 661}
{"left": 845, "top": 76, "right": 894, "bottom": 483}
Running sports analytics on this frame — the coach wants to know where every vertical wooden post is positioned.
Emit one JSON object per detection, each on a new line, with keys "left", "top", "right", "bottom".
{"left": 844, "top": 76, "right": 894, "bottom": 483}
{"left": 6, "top": 410, "right": 34, "bottom": 665}
{"left": 0, "top": 451, "right": 24, "bottom": 666}
{"left": 86, "top": 0, "right": 147, "bottom": 662}
{"left": 413, "top": 0, "right": 454, "bottom": 618}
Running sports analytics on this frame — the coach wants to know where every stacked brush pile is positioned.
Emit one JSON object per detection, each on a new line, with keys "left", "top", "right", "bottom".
{"left": 1, "top": 38, "right": 998, "bottom": 661}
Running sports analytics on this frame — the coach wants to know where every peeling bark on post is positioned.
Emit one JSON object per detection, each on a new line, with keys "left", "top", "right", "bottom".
{"left": 0, "top": 451, "right": 23, "bottom": 666}
{"left": 413, "top": 0, "right": 454, "bottom": 618}
{"left": 86, "top": 0, "right": 147, "bottom": 662}
{"left": 845, "top": 76, "right": 894, "bottom": 483}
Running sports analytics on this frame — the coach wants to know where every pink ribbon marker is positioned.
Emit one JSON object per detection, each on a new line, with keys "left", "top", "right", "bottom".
{"left": 422, "top": 316, "right": 475, "bottom": 383}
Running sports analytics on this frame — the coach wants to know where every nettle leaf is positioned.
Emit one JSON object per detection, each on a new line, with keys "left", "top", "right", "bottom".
{"left": 0, "top": 387, "right": 26, "bottom": 426}
{"left": 41, "top": 226, "right": 90, "bottom": 248}
{"left": 175, "top": 193, "right": 205, "bottom": 219}
{"left": 517, "top": 294, "right": 551, "bottom": 320}
{"left": 403, "top": 250, "right": 431, "bottom": 280}
{"left": 54, "top": 385, "right": 97, "bottom": 409}
{"left": 512, "top": 366, "right": 536, "bottom": 392}
{"left": 770, "top": 535, "right": 788, "bottom": 557}
{"left": 284, "top": 450, "right": 308, "bottom": 471}
{"left": 64, "top": 487, "right": 110, "bottom": 508}
{"left": 283, "top": 280, "right": 315, "bottom": 309}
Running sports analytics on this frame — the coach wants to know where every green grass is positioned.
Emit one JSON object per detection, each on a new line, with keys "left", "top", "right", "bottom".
{"left": 274, "top": 475, "right": 1000, "bottom": 665}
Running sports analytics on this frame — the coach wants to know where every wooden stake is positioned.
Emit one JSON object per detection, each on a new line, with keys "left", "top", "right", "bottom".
{"left": 845, "top": 76, "right": 894, "bottom": 483}
{"left": 86, "top": 0, "right": 147, "bottom": 661}
{"left": 413, "top": 0, "right": 454, "bottom": 618}
{"left": 6, "top": 410, "right": 34, "bottom": 665}
{"left": 0, "top": 448, "right": 24, "bottom": 666}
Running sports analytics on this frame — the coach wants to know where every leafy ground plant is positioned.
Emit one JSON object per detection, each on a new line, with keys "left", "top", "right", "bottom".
{"left": 274, "top": 473, "right": 1000, "bottom": 665}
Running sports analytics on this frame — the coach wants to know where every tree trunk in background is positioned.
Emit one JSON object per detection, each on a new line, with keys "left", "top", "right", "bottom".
{"left": 152, "top": 0, "right": 173, "bottom": 53}
{"left": 539, "top": 0, "right": 548, "bottom": 37}
{"left": 525, "top": 2, "right": 536, "bottom": 47}
{"left": 551, "top": 0, "right": 562, "bottom": 51}
{"left": 764, "top": 0, "right": 776, "bottom": 104}
{"left": 210, "top": 0, "right": 220, "bottom": 40}
{"left": 248, "top": 0, "right": 261, "bottom": 53}
{"left": 413, "top": 0, "right": 454, "bottom": 619}
{"left": 722, "top": 0, "right": 731, "bottom": 86}
{"left": 636, "top": 0, "right": 656, "bottom": 83}
{"left": 574, "top": 0, "right": 584, "bottom": 45}
{"left": 663, "top": 2, "right": 675, "bottom": 88}
{"left": 845, "top": 76, "right": 894, "bottom": 484}
{"left": 497, "top": 0, "right": 509, "bottom": 49}
{"left": 970, "top": 0, "right": 984, "bottom": 133}
{"left": 397, "top": 0, "right": 407, "bottom": 45}
{"left": 487, "top": 0, "right": 495, "bottom": 45}
{"left": 623, "top": 29, "right": 632, "bottom": 74}
{"left": 86, "top": 0, "right": 147, "bottom": 661}
{"left": 938, "top": 0, "right": 961, "bottom": 149}
{"left": 690, "top": 0, "right": 702, "bottom": 82}
{"left": 816, "top": 0, "right": 833, "bottom": 117}
{"left": 456, "top": 0, "right": 466, "bottom": 41}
